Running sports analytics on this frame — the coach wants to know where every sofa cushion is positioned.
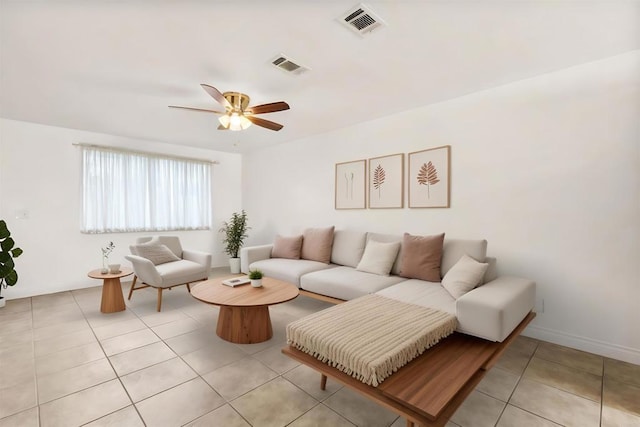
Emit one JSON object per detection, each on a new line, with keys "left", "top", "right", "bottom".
{"left": 250, "top": 258, "right": 334, "bottom": 287}
{"left": 441, "top": 254, "right": 489, "bottom": 299}
{"left": 356, "top": 239, "right": 401, "bottom": 276}
{"left": 366, "top": 233, "right": 403, "bottom": 275}
{"left": 271, "top": 235, "right": 303, "bottom": 259}
{"left": 301, "top": 266, "right": 405, "bottom": 301}
{"left": 376, "top": 279, "right": 456, "bottom": 316}
{"left": 301, "top": 226, "right": 335, "bottom": 264}
{"left": 331, "top": 230, "right": 367, "bottom": 268}
{"left": 441, "top": 239, "right": 488, "bottom": 277}
{"left": 399, "top": 233, "right": 445, "bottom": 282}
{"left": 134, "top": 244, "right": 181, "bottom": 266}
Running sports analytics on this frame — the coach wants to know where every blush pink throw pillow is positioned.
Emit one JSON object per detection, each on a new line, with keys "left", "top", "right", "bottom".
{"left": 399, "top": 232, "right": 445, "bottom": 282}
{"left": 300, "top": 226, "right": 335, "bottom": 264}
{"left": 271, "top": 235, "right": 303, "bottom": 260}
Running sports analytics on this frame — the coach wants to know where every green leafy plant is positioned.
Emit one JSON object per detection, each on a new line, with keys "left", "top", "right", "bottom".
{"left": 0, "top": 220, "right": 24, "bottom": 298}
{"left": 248, "top": 269, "right": 263, "bottom": 280}
{"left": 219, "top": 210, "right": 250, "bottom": 258}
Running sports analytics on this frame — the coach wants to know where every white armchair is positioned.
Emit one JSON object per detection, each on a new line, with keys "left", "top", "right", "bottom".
{"left": 125, "top": 236, "right": 212, "bottom": 311}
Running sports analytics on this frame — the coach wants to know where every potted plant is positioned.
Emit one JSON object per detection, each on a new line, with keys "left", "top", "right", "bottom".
{"left": 248, "top": 269, "right": 263, "bottom": 288}
{"left": 220, "top": 210, "right": 250, "bottom": 274}
{"left": 0, "top": 220, "right": 24, "bottom": 308}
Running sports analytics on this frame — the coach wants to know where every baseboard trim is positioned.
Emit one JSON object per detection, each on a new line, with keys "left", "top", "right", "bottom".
{"left": 523, "top": 324, "right": 640, "bottom": 365}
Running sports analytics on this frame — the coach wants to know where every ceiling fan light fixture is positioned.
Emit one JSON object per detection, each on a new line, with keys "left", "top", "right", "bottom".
{"left": 222, "top": 112, "right": 252, "bottom": 131}
{"left": 173, "top": 84, "right": 286, "bottom": 132}
{"left": 218, "top": 114, "right": 230, "bottom": 128}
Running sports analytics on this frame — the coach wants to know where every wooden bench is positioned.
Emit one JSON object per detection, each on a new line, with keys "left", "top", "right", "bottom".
{"left": 282, "top": 311, "right": 535, "bottom": 427}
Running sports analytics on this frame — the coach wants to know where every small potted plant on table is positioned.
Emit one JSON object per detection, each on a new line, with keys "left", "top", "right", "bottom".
{"left": 248, "top": 269, "right": 263, "bottom": 288}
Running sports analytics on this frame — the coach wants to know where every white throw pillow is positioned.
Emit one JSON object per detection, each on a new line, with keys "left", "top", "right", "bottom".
{"left": 441, "top": 254, "right": 489, "bottom": 299}
{"left": 135, "top": 243, "right": 180, "bottom": 266}
{"left": 356, "top": 239, "right": 401, "bottom": 276}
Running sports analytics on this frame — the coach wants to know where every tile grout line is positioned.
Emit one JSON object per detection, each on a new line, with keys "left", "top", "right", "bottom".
{"left": 71, "top": 287, "right": 148, "bottom": 426}
{"left": 497, "top": 341, "right": 564, "bottom": 426}
{"left": 599, "top": 357, "right": 605, "bottom": 427}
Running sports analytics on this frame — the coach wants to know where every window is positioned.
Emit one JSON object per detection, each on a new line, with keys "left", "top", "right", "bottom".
{"left": 81, "top": 146, "right": 212, "bottom": 233}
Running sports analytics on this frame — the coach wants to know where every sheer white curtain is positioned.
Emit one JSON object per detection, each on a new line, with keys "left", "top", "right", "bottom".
{"left": 81, "top": 146, "right": 212, "bottom": 233}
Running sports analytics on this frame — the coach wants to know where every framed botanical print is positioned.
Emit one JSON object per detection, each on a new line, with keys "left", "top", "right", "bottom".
{"left": 368, "top": 153, "right": 404, "bottom": 209}
{"left": 408, "top": 145, "right": 451, "bottom": 208}
{"left": 335, "top": 159, "right": 366, "bottom": 209}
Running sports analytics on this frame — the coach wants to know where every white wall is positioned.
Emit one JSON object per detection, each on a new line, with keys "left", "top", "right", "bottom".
{"left": 0, "top": 119, "right": 242, "bottom": 299}
{"left": 242, "top": 52, "right": 640, "bottom": 364}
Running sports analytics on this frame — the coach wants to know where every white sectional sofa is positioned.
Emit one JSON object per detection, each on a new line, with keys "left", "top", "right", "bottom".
{"left": 241, "top": 229, "right": 535, "bottom": 342}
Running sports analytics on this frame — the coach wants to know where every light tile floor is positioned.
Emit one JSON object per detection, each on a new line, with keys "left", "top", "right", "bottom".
{"left": 0, "top": 268, "right": 639, "bottom": 427}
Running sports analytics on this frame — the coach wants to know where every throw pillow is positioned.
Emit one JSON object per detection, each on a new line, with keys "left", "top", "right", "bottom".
{"left": 441, "top": 254, "right": 489, "bottom": 299}
{"left": 356, "top": 239, "right": 401, "bottom": 276}
{"left": 271, "top": 234, "right": 303, "bottom": 259}
{"left": 135, "top": 243, "right": 180, "bottom": 266}
{"left": 399, "top": 232, "right": 445, "bottom": 282}
{"left": 301, "top": 226, "right": 335, "bottom": 264}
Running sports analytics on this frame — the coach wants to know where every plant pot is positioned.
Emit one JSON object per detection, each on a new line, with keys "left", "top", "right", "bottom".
{"left": 251, "top": 279, "right": 262, "bottom": 288}
{"left": 229, "top": 258, "right": 241, "bottom": 274}
{"left": 0, "top": 296, "right": 5, "bottom": 308}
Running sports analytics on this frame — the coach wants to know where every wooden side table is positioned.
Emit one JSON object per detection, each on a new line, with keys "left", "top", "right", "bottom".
{"left": 88, "top": 268, "right": 133, "bottom": 313}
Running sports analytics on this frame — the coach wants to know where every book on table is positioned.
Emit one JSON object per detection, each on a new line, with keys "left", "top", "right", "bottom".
{"left": 222, "top": 276, "right": 250, "bottom": 287}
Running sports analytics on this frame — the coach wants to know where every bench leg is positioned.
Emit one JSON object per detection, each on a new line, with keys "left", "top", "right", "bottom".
{"left": 320, "top": 374, "right": 327, "bottom": 391}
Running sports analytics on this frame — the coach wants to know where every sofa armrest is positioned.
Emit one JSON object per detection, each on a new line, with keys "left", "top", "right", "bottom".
{"left": 182, "top": 249, "right": 212, "bottom": 273}
{"left": 240, "top": 245, "right": 273, "bottom": 273}
{"left": 456, "top": 276, "right": 536, "bottom": 342}
{"left": 125, "top": 255, "right": 163, "bottom": 286}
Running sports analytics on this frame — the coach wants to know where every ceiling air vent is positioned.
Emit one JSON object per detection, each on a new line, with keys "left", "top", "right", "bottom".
{"left": 271, "top": 55, "right": 309, "bottom": 75}
{"left": 339, "top": 3, "right": 386, "bottom": 36}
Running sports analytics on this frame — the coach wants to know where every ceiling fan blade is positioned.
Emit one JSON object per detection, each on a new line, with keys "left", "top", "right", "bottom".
{"left": 246, "top": 116, "right": 284, "bottom": 131}
{"left": 246, "top": 101, "right": 290, "bottom": 115}
{"left": 217, "top": 124, "right": 229, "bottom": 130}
{"left": 169, "top": 105, "right": 225, "bottom": 114}
{"left": 200, "top": 84, "right": 231, "bottom": 109}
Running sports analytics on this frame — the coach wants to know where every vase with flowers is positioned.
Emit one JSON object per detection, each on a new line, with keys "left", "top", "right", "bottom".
{"left": 101, "top": 241, "right": 115, "bottom": 274}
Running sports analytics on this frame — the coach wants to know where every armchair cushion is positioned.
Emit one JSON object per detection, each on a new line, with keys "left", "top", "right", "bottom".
{"left": 134, "top": 243, "right": 181, "bottom": 266}
{"left": 155, "top": 260, "right": 208, "bottom": 288}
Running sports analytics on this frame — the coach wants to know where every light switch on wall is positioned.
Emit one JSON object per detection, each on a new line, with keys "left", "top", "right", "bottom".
{"left": 14, "top": 210, "right": 29, "bottom": 220}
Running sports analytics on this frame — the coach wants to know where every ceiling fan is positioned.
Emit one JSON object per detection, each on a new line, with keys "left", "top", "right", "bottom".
{"left": 169, "top": 84, "right": 290, "bottom": 131}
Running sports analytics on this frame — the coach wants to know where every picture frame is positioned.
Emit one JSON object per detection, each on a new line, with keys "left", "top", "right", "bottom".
{"left": 368, "top": 153, "right": 404, "bottom": 209}
{"left": 408, "top": 145, "right": 451, "bottom": 208}
{"left": 335, "top": 159, "right": 366, "bottom": 209}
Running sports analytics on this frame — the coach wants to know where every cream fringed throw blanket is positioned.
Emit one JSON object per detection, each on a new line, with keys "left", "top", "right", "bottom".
{"left": 286, "top": 294, "right": 457, "bottom": 387}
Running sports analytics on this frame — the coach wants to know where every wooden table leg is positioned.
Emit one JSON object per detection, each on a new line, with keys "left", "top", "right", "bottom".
{"left": 101, "top": 277, "right": 126, "bottom": 313}
{"left": 216, "top": 305, "right": 273, "bottom": 344}
{"left": 320, "top": 374, "right": 327, "bottom": 390}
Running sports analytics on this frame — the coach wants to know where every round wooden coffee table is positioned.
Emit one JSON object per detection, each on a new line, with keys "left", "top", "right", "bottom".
{"left": 88, "top": 268, "right": 133, "bottom": 313}
{"left": 190, "top": 276, "right": 299, "bottom": 344}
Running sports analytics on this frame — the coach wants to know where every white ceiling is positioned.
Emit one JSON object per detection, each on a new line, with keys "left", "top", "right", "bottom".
{"left": 1, "top": 1, "right": 638, "bottom": 153}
